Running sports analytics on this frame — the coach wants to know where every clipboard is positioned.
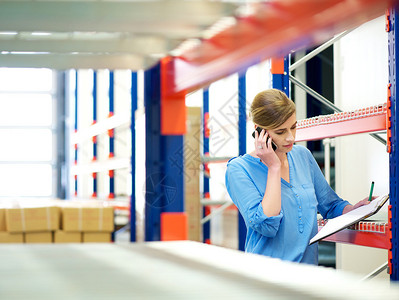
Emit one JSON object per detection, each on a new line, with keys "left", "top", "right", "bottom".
{"left": 309, "top": 194, "right": 389, "bottom": 245}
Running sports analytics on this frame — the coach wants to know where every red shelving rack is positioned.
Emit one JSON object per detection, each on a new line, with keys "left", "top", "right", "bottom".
{"left": 295, "top": 103, "right": 387, "bottom": 142}
{"left": 318, "top": 220, "right": 390, "bottom": 249}
{"left": 297, "top": 104, "right": 389, "bottom": 250}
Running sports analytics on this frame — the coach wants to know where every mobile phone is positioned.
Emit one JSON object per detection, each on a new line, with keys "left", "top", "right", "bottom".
{"left": 252, "top": 127, "right": 277, "bottom": 151}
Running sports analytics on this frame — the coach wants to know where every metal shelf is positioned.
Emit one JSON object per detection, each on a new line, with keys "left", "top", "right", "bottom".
{"left": 318, "top": 220, "right": 389, "bottom": 249}
{"left": 169, "top": 0, "right": 389, "bottom": 94}
{"left": 70, "top": 157, "right": 130, "bottom": 175}
{"left": 71, "top": 113, "right": 130, "bottom": 144}
{"left": 295, "top": 103, "right": 387, "bottom": 142}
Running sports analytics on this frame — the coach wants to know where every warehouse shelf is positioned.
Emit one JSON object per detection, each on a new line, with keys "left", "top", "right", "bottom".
{"left": 168, "top": 0, "right": 389, "bottom": 94}
{"left": 71, "top": 113, "right": 130, "bottom": 145}
{"left": 290, "top": 45, "right": 393, "bottom": 277}
{"left": 286, "top": 12, "right": 396, "bottom": 279}
{"left": 200, "top": 199, "right": 232, "bottom": 206}
{"left": 70, "top": 157, "right": 130, "bottom": 175}
{"left": 317, "top": 219, "right": 390, "bottom": 249}
{"left": 136, "top": 0, "right": 393, "bottom": 248}
{"left": 201, "top": 156, "right": 232, "bottom": 163}
{"left": 58, "top": 0, "right": 398, "bottom": 280}
{"left": 295, "top": 103, "right": 387, "bottom": 142}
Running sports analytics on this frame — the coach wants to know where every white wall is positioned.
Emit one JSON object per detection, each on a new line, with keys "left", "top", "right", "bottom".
{"left": 334, "top": 16, "right": 390, "bottom": 279}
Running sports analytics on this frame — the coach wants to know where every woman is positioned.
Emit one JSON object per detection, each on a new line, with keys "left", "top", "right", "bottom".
{"left": 225, "top": 89, "right": 370, "bottom": 265}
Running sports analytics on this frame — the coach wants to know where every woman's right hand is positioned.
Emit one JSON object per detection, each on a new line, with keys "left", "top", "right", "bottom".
{"left": 255, "top": 129, "right": 281, "bottom": 170}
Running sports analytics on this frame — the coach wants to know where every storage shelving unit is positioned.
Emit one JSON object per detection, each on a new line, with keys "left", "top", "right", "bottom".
{"left": 295, "top": 104, "right": 387, "bottom": 142}
{"left": 70, "top": 69, "right": 134, "bottom": 239}
{"left": 157, "top": 0, "right": 396, "bottom": 280}
{"left": 40, "top": 0, "right": 395, "bottom": 280}
{"left": 289, "top": 9, "right": 397, "bottom": 280}
{"left": 318, "top": 219, "right": 390, "bottom": 249}
{"left": 202, "top": 88, "right": 211, "bottom": 244}
{"left": 295, "top": 104, "right": 390, "bottom": 248}
{"left": 387, "top": 7, "right": 398, "bottom": 280}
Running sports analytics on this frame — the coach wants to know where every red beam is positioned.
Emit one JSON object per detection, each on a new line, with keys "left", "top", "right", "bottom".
{"left": 321, "top": 228, "right": 390, "bottom": 249}
{"left": 160, "top": 57, "right": 187, "bottom": 135}
{"left": 295, "top": 113, "right": 387, "bottom": 141}
{"left": 169, "top": 0, "right": 393, "bottom": 93}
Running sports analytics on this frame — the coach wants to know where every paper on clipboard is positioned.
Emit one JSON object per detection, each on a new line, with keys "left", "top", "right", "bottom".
{"left": 309, "top": 194, "right": 389, "bottom": 245}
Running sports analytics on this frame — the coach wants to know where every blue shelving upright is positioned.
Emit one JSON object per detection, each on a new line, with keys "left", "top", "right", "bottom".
{"left": 388, "top": 7, "right": 399, "bottom": 282}
{"left": 130, "top": 71, "right": 138, "bottom": 242}
{"left": 74, "top": 71, "right": 78, "bottom": 197}
{"left": 202, "top": 88, "right": 211, "bottom": 244}
{"left": 109, "top": 71, "right": 115, "bottom": 199}
{"left": 92, "top": 71, "right": 98, "bottom": 198}
{"left": 272, "top": 57, "right": 290, "bottom": 96}
{"left": 144, "top": 63, "right": 184, "bottom": 241}
{"left": 237, "top": 72, "right": 247, "bottom": 251}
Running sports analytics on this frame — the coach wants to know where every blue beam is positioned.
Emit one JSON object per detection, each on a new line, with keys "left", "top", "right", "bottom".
{"left": 238, "top": 72, "right": 247, "bottom": 251}
{"left": 74, "top": 71, "right": 78, "bottom": 197}
{"left": 202, "top": 88, "right": 210, "bottom": 244}
{"left": 131, "top": 71, "right": 138, "bottom": 242}
{"left": 109, "top": 71, "right": 115, "bottom": 114}
{"left": 109, "top": 71, "right": 115, "bottom": 157}
{"left": 272, "top": 57, "right": 290, "bottom": 96}
{"left": 92, "top": 71, "right": 98, "bottom": 196}
{"left": 388, "top": 7, "right": 399, "bottom": 282}
{"left": 109, "top": 71, "right": 115, "bottom": 198}
{"left": 144, "top": 63, "right": 184, "bottom": 241}
{"left": 145, "top": 63, "right": 162, "bottom": 241}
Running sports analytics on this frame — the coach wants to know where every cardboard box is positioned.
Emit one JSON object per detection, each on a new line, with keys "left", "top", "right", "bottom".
{"left": 62, "top": 205, "right": 114, "bottom": 232}
{"left": 184, "top": 107, "right": 202, "bottom": 241}
{"left": 6, "top": 206, "right": 60, "bottom": 233}
{"left": 83, "top": 232, "right": 111, "bottom": 243}
{"left": 54, "top": 230, "right": 82, "bottom": 243}
{"left": 24, "top": 231, "right": 53, "bottom": 243}
{"left": 0, "top": 232, "right": 23, "bottom": 243}
{"left": 0, "top": 208, "right": 6, "bottom": 231}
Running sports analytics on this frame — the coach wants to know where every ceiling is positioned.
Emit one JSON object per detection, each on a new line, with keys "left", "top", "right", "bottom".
{"left": 0, "top": 0, "right": 391, "bottom": 73}
{"left": 0, "top": 0, "right": 242, "bottom": 70}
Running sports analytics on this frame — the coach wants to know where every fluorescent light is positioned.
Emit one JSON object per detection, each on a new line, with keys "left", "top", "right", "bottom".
{"left": 10, "top": 51, "right": 51, "bottom": 55}
{"left": 31, "top": 32, "right": 52, "bottom": 36}
{"left": 0, "top": 31, "right": 18, "bottom": 35}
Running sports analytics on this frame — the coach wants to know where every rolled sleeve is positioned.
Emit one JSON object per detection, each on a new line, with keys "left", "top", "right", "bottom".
{"left": 248, "top": 204, "right": 283, "bottom": 238}
{"left": 225, "top": 160, "right": 283, "bottom": 238}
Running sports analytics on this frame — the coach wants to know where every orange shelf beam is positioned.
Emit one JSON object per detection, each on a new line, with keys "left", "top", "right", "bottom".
{"left": 318, "top": 221, "right": 390, "bottom": 249}
{"left": 168, "top": 0, "right": 391, "bottom": 94}
{"left": 295, "top": 104, "right": 387, "bottom": 142}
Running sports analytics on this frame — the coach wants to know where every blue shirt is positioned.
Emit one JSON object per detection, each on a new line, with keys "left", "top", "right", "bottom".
{"left": 225, "top": 145, "right": 350, "bottom": 265}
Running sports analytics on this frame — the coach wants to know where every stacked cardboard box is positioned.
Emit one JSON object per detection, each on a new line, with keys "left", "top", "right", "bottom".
{"left": 0, "top": 204, "right": 24, "bottom": 243}
{"left": 0, "top": 199, "right": 59, "bottom": 243}
{"left": 0, "top": 199, "right": 114, "bottom": 244}
{"left": 59, "top": 200, "right": 114, "bottom": 243}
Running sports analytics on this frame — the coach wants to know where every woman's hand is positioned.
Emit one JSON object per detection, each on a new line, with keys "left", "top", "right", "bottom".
{"left": 255, "top": 128, "right": 281, "bottom": 170}
{"left": 342, "top": 196, "right": 378, "bottom": 214}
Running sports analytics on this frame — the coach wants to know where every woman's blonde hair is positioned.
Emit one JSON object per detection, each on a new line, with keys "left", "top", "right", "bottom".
{"left": 250, "top": 89, "right": 296, "bottom": 129}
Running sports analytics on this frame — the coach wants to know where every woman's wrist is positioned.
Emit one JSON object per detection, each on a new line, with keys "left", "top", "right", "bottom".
{"left": 267, "top": 164, "right": 281, "bottom": 174}
{"left": 342, "top": 204, "right": 353, "bottom": 214}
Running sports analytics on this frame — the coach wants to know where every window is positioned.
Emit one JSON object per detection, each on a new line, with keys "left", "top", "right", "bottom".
{"left": 0, "top": 68, "right": 55, "bottom": 198}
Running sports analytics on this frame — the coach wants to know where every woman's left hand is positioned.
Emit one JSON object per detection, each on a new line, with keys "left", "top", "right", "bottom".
{"left": 342, "top": 196, "right": 378, "bottom": 214}
{"left": 353, "top": 196, "right": 378, "bottom": 209}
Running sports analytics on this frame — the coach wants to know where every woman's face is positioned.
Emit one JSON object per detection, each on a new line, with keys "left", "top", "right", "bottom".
{"left": 268, "top": 113, "right": 297, "bottom": 153}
